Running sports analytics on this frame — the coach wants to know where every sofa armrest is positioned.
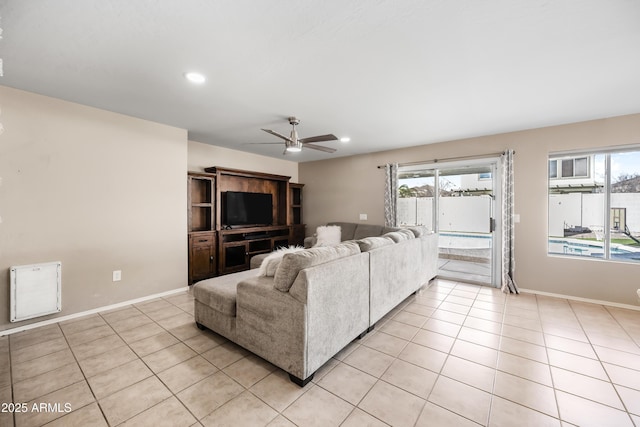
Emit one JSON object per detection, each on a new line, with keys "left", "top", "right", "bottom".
{"left": 288, "top": 253, "right": 370, "bottom": 375}
{"left": 235, "top": 277, "right": 307, "bottom": 378}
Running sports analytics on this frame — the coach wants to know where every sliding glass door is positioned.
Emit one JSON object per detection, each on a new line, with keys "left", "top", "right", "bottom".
{"left": 398, "top": 158, "right": 501, "bottom": 287}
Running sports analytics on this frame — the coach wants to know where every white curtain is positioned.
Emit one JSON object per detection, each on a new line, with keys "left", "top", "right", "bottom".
{"left": 384, "top": 163, "right": 398, "bottom": 227}
{"left": 501, "top": 150, "right": 519, "bottom": 293}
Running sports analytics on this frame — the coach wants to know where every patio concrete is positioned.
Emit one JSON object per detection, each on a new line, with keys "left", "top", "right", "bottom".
{"left": 438, "top": 258, "right": 491, "bottom": 285}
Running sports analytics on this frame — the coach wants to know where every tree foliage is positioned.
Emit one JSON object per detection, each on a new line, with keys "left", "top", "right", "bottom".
{"left": 612, "top": 173, "right": 640, "bottom": 193}
{"left": 398, "top": 184, "right": 416, "bottom": 198}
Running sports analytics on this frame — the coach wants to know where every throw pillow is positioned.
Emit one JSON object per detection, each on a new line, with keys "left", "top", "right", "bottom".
{"left": 397, "top": 229, "right": 416, "bottom": 239}
{"left": 314, "top": 225, "right": 341, "bottom": 247}
{"left": 407, "top": 226, "right": 425, "bottom": 237}
{"left": 383, "top": 231, "right": 413, "bottom": 243}
{"left": 274, "top": 241, "right": 360, "bottom": 292}
{"left": 357, "top": 236, "right": 394, "bottom": 252}
{"left": 258, "top": 246, "right": 305, "bottom": 277}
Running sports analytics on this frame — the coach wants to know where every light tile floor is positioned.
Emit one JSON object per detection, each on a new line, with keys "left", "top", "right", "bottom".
{"left": 2, "top": 279, "right": 640, "bottom": 426}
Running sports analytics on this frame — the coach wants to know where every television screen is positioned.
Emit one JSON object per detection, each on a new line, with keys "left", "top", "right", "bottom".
{"left": 223, "top": 191, "right": 273, "bottom": 226}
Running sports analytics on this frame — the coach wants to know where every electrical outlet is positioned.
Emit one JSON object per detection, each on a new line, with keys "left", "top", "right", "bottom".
{"left": 113, "top": 270, "right": 122, "bottom": 282}
{"left": 359, "top": 213, "right": 368, "bottom": 220}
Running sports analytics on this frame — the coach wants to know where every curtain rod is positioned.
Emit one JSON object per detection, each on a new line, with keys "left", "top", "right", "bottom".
{"left": 376, "top": 150, "right": 513, "bottom": 169}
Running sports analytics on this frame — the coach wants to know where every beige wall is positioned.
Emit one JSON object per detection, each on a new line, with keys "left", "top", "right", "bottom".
{"left": 188, "top": 141, "right": 299, "bottom": 182}
{"left": 0, "top": 86, "right": 188, "bottom": 331}
{"left": 300, "top": 114, "right": 640, "bottom": 306}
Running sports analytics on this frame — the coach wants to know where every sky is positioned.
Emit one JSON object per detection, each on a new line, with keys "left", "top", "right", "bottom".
{"left": 611, "top": 151, "right": 640, "bottom": 181}
{"left": 595, "top": 151, "right": 640, "bottom": 183}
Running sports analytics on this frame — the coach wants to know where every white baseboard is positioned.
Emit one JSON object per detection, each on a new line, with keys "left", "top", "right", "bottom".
{"left": 519, "top": 288, "right": 640, "bottom": 312}
{"left": 0, "top": 286, "right": 190, "bottom": 337}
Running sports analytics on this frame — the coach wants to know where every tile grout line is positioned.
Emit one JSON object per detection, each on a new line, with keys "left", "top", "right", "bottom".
{"left": 43, "top": 322, "right": 104, "bottom": 426}
{"left": 485, "top": 281, "right": 509, "bottom": 427}
{"left": 7, "top": 333, "right": 15, "bottom": 427}
{"left": 535, "top": 292, "right": 564, "bottom": 425}
{"left": 565, "top": 299, "right": 637, "bottom": 425}
{"left": 136, "top": 294, "right": 213, "bottom": 425}
{"left": 419, "top": 280, "right": 485, "bottom": 427}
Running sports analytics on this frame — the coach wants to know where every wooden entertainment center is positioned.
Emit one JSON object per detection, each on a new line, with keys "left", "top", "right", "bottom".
{"left": 187, "top": 167, "right": 305, "bottom": 284}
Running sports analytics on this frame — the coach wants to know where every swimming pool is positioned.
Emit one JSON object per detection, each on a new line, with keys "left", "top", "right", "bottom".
{"left": 549, "top": 238, "right": 640, "bottom": 260}
{"left": 439, "top": 232, "right": 492, "bottom": 249}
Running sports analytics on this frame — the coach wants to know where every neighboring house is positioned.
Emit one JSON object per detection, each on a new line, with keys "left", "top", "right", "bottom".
{"left": 548, "top": 154, "right": 602, "bottom": 193}
{"left": 459, "top": 173, "right": 493, "bottom": 195}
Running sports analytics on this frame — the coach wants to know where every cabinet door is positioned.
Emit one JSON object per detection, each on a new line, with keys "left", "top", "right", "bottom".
{"left": 221, "top": 243, "right": 250, "bottom": 274}
{"left": 190, "top": 245, "right": 216, "bottom": 283}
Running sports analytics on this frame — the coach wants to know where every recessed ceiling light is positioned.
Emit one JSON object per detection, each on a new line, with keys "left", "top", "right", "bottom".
{"left": 184, "top": 72, "right": 206, "bottom": 84}
{"left": 340, "top": 137, "right": 351, "bottom": 143}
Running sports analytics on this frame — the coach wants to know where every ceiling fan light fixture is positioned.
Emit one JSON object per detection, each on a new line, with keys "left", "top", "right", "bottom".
{"left": 259, "top": 117, "right": 337, "bottom": 155}
{"left": 184, "top": 72, "right": 206, "bottom": 84}
{"left": 340, "top": 136, "right": 351, "bottom": 143}
{"left": 286, "top": 140, "right": 302, "bottom": 152}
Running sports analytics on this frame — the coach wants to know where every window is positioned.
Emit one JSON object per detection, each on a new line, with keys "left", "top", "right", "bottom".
{"left": 549, "top": 157, "right": 589, "bottom": 179}
{"left": 561, "top": 159, "right": 574, "bottom": 177}
{"left": 548, "top": 148, "right": 640, "bottom": 263}
{"left": 574, "top": 157, "right": 588, "bottom": 177}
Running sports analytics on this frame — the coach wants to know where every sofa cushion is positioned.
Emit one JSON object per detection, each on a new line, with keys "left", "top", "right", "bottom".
{"left": 193, "top": 269, "right": 259, "bottom": 316}
{"left": 274, "top": 242, "right": 361, "bottom": 292}
{"left": 354, "top": 224, "right": 384, "bottom": 240}
{"left": 357, "top": 236, "right": 394, "bottom": 252}
{"left": 328, "top": 222, "right": 357, "bottom": 240}
{"left": 258, "top": 246, "right": 305, "bottom": 277}
{"left": 314, "top": 225, "right": 341, "bottom": 247}
{"left": 382, "top": 226, "right": 401, "bottom": 234}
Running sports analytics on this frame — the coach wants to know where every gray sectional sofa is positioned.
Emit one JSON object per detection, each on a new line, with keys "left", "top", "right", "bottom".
{"left": 193, "top": 225, "right": 438, "bottom": 386}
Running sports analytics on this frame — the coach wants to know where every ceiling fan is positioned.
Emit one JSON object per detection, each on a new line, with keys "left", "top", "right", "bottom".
{"left": 255, "top": 117, "right": 338, "bottom": 154}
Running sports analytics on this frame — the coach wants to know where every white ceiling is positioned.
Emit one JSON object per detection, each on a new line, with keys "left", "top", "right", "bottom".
{"left": 2, "top": 0, "right": 640, "bottom": 162}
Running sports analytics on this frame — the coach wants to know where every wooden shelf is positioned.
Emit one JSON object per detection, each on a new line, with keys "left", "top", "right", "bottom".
{"left": 188, "top": 173, "right": 217, "bottom": 284}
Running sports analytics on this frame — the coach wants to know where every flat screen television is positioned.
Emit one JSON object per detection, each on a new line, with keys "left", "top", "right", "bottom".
{"left": 222, "top": 191, "right": 273, "bottom": 227}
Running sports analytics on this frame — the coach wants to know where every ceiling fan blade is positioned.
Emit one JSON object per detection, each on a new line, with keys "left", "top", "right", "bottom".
{"left": 244, "top": 142, "right": 285, "bottom": 145}
{"left": 298, "top": 134, "right": 338, "bottom": 144}
{"left": 262, "top": 128, "right": 292, "bottom": 142}
{"left": 303, "top": 143, "right": 337, "bottom": 153}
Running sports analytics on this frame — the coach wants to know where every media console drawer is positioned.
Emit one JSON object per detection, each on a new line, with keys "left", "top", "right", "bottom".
{"left": 191, "top": 232, "right": 215, "bottom": 247}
